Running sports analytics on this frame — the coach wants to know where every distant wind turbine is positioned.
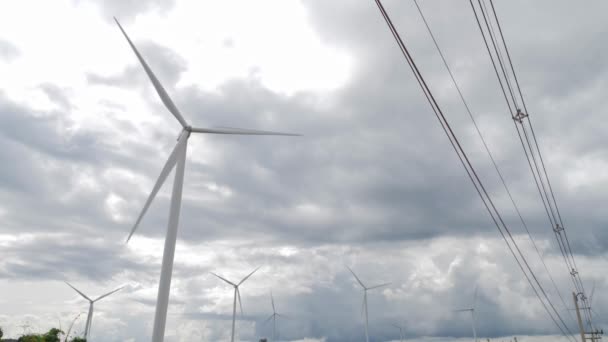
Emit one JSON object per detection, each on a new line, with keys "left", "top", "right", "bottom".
{"left": 65, "top": 282, "right": 123, "bottom": 341}
{"left": 391, "top": 323, "right": 405, "bottom": 342}
{"left": 264, "top": 291, "right": 287, "bottom": 341}
{"left": 113, "top": 17, "right": 298, "bottom": 342}
{"left": 211, "top": 267, "right": 261, "bottom": 342}
{"left": 346, "top": 265, "right": 390, "bottom": 342}
{"left": 454, "top": 285, "right": 478, "bottom": 342}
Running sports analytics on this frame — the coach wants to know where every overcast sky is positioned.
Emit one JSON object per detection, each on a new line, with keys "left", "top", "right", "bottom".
{"left": 1, "top": 0, "right": 607, "bottom": 341}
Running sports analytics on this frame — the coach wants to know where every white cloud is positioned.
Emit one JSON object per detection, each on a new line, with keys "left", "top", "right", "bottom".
{"left": 1, "top": 0, "right": 607, "bottom": 341}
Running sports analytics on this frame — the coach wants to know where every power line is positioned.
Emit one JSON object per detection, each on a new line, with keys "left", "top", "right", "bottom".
{"left": 485, "top": 0, "right": 591, "bottom": 313}
{"left": 371, "top": 1, "right": 575, "bottom": 340}
{"left": 469, "top": 0, "right": 580, "bottom": 294}
{"left": 411, "top": 0, "right": 576, "bottom": 329}
{"left": 472, "top": 0, "right": 595, "bottom": 332}
{"left": 472, "top": 0, "right": 585, "bottom": 313}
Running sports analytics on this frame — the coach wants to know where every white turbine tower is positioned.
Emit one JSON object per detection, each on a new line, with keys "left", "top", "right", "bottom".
{"left": 113, "top": 18, "right": 298, "bottom": 342}
{"left": 65, "top": 282, "right": 123, "bottom": 341}
{"left": 454, "top": 285, "right": 478, "bottom": 342}
{"left": 264, "top": 291, "right": 287, "bottom": 342}
{"left": 391, "top": 323, "right": 405, "bottom": 342}
{"left": 211, "top": 267, "right": 261, "bottom": 342}
{"left": 346, "top": 266, "right": 390, "bottom": 342}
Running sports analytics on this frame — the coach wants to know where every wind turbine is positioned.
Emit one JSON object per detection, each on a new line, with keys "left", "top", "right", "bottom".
{"left": 391, "top": 323, "right": 405, "bottom": 342}
{"left": 211, "top": 267, "right": 261, "bottom": 342}
{"left": 454, "top": 285, "right": 478, "bottom": 342}
{"left": 65, "top": 282, "right": 123, "bottom": 341}
{"left": 346, "top": 266, "right": 390, "bottom": 342}
{"left": 264, "top": 291, "right": 287, "bottom": 341}
{"left": 112, "top": 18, "right": 298, "bottom": 342}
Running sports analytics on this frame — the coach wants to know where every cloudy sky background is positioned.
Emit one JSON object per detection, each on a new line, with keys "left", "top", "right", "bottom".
{"left": 1, "top": 0, "right": 607, "bottom": 341}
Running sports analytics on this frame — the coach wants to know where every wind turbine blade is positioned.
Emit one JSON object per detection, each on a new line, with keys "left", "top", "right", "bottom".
{"left": 237, "top": 288, "right": 244, "bottom": 316}
{"left": 238, "top": 266, "right": 261, "bottom": 286}
{"left": 263, "top": 314, "right": 274, "bottom": 325}
{"left": 191, "top": 126, "right": 299, "bottom": 136}
{"left": 270, "top": 291, "right": 276, "bottom": 313}
{"left": 65, "top": 282, "right": 92, "bottom": 302}
{"left": 113, "top": 18, "right": 188, "bottom": 128}
{"left": 453, "top": 308, "right": 474, "bottom": 313}
{"left": 210, "top": 272, "right": 236, "bottom": 286}
{"left": 346, "top": 265, "right": 366, "bottom": 289}
{"left": 589, "top": 281, "right": 596, "bottom": 305}
{"left": 368, "top": 282, "right": 391, "bottom": 290}
{"left": 126, "top": 135, "right": 187, "bottom": 242}
{"left": 94, "top": 286, "right": 124, "bottom": 302}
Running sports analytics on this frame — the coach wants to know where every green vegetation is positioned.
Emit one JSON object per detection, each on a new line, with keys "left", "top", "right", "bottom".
{"left": 0, "top": 326, "right": 85, "bottom": 342}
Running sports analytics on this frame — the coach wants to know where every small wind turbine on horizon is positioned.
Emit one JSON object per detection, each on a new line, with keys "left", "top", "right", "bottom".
{"left": 112, "top": 17, "right": 298, "bottom": 342}
{"left": 65, "top": 282, "right": 123, "bottom": 341}
{"left": 346, "top": 265, "right": 390, "bottom": 342}
{"left": 454, "top": 285, "right": 479, "bottom": 342}
{"left": 264, "top": 291, "right": 288, "bottom": 342}
{"left": 391, "top": 323, "right": 405, "bottom": 342}
{"left": 211, "top": 267, "right": 261, "bottom": 342}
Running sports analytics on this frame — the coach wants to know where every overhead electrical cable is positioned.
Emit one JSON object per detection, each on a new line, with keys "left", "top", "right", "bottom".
{"left": 472, "top": 0, "right": 594, "bottom": 331}
{"left": 483, "top": 0, "right": 590, "bottom": 309}
{"left": 469, "top": 0, "right": 577, "bottom": 287}
{"left": 472, "top": 1, "right": 586, "bottom": 320}
{"left": 487, "top": 0, "right": 584, "bottom": 294}
{"left": 469, "top": 0, "right": 578, "bottom": 292}
{"left": 371, "top": 1, "right": 576, "bottom": 340}
{"left": 411, "top": 0, "right": 576, "bottom": 327}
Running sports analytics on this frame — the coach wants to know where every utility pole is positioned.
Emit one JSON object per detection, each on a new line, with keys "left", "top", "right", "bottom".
{"left": 574, "top": 292, "right": 588, "bottom": 342}
{"left": 573, "top": 292, "right": 605, "bottom": 342}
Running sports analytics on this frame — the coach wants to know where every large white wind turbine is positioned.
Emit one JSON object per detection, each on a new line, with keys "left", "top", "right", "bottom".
{"left": 211, "top": 267, "right": 261, "bottom": 342}
{"left": 263, "top": 291, "right": 287, "bottom": 341}
{"left": 346, "top": 266, "right": 390, "bottom": 342}
{"left": 65, "top": 282, "right": 123, "bottom": 341}
{"left": 454, "top": 285, "right": 478, "bottom": 342}
{"left": 113, "top": 18, "right": 298, "bottom": 342}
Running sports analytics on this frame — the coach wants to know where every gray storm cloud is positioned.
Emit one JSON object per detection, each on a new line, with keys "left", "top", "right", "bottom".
{"left": 1, "top": 0, "right": 607, "bottom": 341}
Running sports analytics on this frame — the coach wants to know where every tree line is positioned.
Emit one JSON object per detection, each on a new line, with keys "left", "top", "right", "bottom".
{"left": 0, "top": 326, "right": 86, "bottom": 342}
